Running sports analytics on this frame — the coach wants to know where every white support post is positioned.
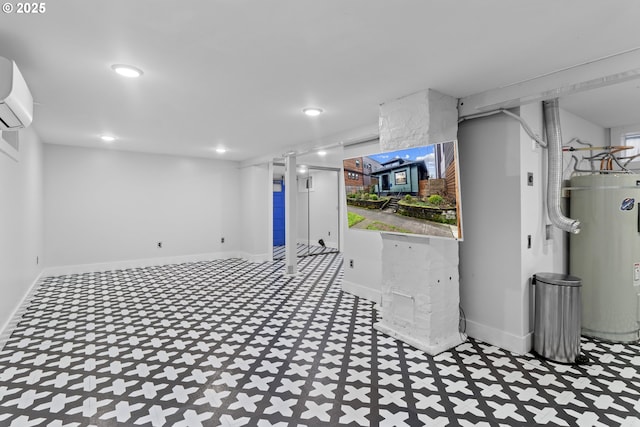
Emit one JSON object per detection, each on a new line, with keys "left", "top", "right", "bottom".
{"left": 284, "top": 154, "right": 298, "bottom": 275}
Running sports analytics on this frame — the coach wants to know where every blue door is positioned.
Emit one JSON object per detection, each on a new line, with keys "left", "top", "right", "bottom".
{"left": 273, "top": 180, "right": 285, "bottom": 246}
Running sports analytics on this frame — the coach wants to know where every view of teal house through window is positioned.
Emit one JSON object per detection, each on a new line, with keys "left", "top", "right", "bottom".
{"left": 343, "top": 141, "right": 463, "bottom": 240}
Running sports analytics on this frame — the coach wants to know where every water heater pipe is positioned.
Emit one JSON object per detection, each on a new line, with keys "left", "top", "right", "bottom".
{"left": 543, "top": 98, "right": 581, "bottom": 234}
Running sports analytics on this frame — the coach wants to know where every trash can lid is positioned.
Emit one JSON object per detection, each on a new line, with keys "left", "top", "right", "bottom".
{"left": 534, "top": 272, "right": 581, "bottom": 286}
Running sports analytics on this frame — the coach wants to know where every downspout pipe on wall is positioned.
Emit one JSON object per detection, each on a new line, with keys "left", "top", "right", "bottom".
{"left": 543, "top": 98, "right": 581, "bottom": 234}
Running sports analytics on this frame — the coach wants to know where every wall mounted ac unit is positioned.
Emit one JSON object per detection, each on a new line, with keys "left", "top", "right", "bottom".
{"left": 0, "top": 56, "right": 33, "bottom": 130}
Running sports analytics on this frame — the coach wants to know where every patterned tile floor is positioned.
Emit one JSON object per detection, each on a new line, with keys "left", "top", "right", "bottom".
{"left": 272, "top": 244, "right": 339, "bottom": 260}
{"left": 0, "top": 253, "right": 639, "bottom": 426}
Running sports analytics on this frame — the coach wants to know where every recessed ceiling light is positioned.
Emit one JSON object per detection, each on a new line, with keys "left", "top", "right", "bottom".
{"left": 317, "top": 150, "right": 327, "bottom": 156}
{"left": 215, "top": 147, "right": 227, "bottom": 154}
{"left": 100, "top": 135, "right": 116, "bottom": 142}
{"left": 111, "top": 64, "right": 144, "bottom": 78}
{"left": 303, "top": 107, "right": 323, "bottom": 117}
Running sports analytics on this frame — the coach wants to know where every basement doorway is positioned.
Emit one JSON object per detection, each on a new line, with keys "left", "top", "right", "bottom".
{"left": 273, "top": 164, "right": 341, "bottom": 260}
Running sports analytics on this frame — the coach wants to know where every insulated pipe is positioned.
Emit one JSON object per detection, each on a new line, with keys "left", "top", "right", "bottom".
{"left": 543, "top": 99, "right": 581, "bottom": 234}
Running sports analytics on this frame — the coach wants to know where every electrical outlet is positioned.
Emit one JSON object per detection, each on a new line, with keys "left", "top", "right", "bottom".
{"left": 328, "top": 231, "right": 331, "bottom": 236}
{"left": 36, "top": 256, "right": 39, "bottom": 265}
{"left": 221, "top": 237, "right": 225, "bottom": 244}
{"left": 527, "top": 235, "right": 532, "bottom": 249}
{"left": 349, "top": 259, "right": 354, "bottom": 268}
{"left": 527, "top": 172, "right": 534, "bottom": 186}
{"left": 545, "top": 224, "right": 552, "bottom": 240}
{"left": 157, "top": 241, "right": 163, "bottom": 248}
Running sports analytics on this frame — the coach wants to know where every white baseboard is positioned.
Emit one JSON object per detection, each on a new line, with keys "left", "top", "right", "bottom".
{"left": 0, "top": 270, "right": 44, "bottom": 350}
{"left": 342, "top": 280, "right": 382, "bottom": 305}
{"left": 42, "top": 251, "right": 250, "bottom": 277}
{"left": 465, "top": 318, "right": 532, "bottom": 355}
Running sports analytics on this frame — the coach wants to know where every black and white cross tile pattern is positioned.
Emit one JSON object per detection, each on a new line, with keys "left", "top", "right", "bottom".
{"left": 0, "top": 253, "right": 639, "bottom": 426}
{"left": 273, "top": 243, "right": 338, "bottom": 260}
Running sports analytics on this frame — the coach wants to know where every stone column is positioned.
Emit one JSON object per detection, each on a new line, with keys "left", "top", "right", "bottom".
{"left": 374, "top": 88, "right": 463, "bottom": 355}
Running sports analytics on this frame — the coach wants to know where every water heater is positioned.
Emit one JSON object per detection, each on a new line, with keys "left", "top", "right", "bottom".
{"left": 570, "top": 174, "right": 640, "bottom": 342}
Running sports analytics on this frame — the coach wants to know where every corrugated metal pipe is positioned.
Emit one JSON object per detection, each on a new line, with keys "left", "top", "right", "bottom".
{"left": 543, "top": 98, "right": 581, "bottom": 234}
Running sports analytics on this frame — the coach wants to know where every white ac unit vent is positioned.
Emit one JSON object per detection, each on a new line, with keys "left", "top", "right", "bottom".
{"left": 1, "top": 130, "right": 18, "bottom": 149}
{"left": 0, "top": 57, "right": 33, "bottom": 131}
{"left": 0, "top": 130, "right": 19, "bottom": 161}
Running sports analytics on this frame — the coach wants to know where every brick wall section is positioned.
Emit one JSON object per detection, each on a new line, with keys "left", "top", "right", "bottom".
{"left": 343, "top": 157, "right": 365, "bottom": 192}
{"left": 343, "top": 173, "right": 362, "bottom": 189}
{"left": 343, "top": 158, "right": 363, "bottom": 174}
{"left": 419, "top": 179, "right": 446, "bottom": 197}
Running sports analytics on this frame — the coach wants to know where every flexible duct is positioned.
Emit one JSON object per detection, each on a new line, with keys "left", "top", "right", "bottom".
{"left": 543, "top": 99, "right": 581, "bottom": 234}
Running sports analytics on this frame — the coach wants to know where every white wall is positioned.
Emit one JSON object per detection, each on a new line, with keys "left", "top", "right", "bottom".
{"left": 0, "top": 127, "right": 43, "bottom": 333}
{"left": 341, "top": 139, "right": 384, "bottom": 303}
{"left": 518, "top": 103, "right": 561, "bottom": 343}
{"left": 458, "top": 104, "right": 606, "bottom": 354}
{"left": 458, "top": 110, "right": 524, "bottom": 352}
{"left": 44, "top": 144, "right": 241, "bottom": 270}
{"left": 239, "top": 163, "right": 271, "bottom": 262}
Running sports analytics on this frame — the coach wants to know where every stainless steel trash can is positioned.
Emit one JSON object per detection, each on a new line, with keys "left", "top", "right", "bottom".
{"left": 533, "top": 273, "right": 581, "bottom": 364}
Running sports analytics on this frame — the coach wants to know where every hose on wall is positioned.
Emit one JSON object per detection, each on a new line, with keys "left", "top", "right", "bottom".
{"left": 543, "top": 98, "right": 581, "bottom": 234}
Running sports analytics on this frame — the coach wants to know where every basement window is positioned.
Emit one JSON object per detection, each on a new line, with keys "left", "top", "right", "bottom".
{"left": 624, "top": 134, "right": 640, "bottom": 156}
{"left": 624, "top": 134, "right": 640, "bottom": 170}
{"left": 395, "top": 171, "right": 407, "bottom": 185}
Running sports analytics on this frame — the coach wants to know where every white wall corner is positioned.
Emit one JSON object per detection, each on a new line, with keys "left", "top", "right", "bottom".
{"left": 427, "top": 89, "right": 459, "bottom": 144}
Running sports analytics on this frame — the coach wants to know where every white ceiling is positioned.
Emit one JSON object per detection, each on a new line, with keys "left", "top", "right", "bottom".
{"left": 2, "top": 0, "right": 640, "bottom": 162}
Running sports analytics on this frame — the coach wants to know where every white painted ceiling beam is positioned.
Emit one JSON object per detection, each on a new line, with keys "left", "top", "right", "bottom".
{"left": 458, "top": 47, "right": 640, "bottom": 118}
